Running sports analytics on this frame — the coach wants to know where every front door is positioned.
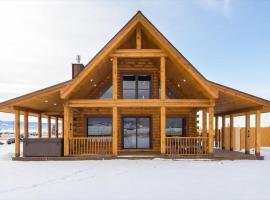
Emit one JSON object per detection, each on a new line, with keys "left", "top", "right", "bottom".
{"left": 123, "top": 117, "right": 150, "bottom": 149}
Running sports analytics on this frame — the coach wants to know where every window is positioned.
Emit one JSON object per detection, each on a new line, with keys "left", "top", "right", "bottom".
{"left": 122, "top": 75, "right": 151, "bottom": 99}
{"left": 166, "top": 117, "right": 186, "bottom": 136}
{"left": 87, "top": 117, "right": 112, "bottom": 136}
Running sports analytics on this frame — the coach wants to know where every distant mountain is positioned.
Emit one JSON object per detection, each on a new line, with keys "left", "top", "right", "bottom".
{"left": 0, "top": 121, "right": 62, "bottom": 133}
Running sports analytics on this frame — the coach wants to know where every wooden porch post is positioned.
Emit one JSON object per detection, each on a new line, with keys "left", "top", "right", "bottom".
{"left": 55, "top": 117, "right": 59, "bottom": 138}
{"left": 47, "top": 116, "right": 51, "bottom": 138}
{"left": 215, "top": 115, "right": 218, "bottom": 148}
{"left": 255, "top": 110, "right": 261, "bottom": 156}
{"left": 245, "top": 112, "right": 250, "bottom": 154}
{"left": 112, "top": 107, "right": 118, "bottom": 155}
{"left": 208, "top": 107, "right": 214, "bottom": 154}
{"left": 24, "top": 111, "right": 29, "bottom": 139}
{"left": 64, "top": 105, "right": 72, "bottom": 156}
{"left": 160, "top": 106, "right": 166, "bottom": 154}
{"left": 230, "top": 114, "right": 234, "bottom": 151}
{"left": 15, "top": 110, "right": 20, "bottom": 157}
{"left": 160, "top": 56, "right": 166, "bottom": 100}
{"left": 38, "top": 113, "right": 42, "bottom": 138}
{"left": 202, "top": 109, "right": 207, "bottom": 137}
{"left": 221, "top": 115, "right": 225, "bottom": 149}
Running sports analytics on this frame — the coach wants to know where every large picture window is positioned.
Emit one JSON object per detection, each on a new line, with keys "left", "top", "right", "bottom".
{"left": 123, "top": 75, "right": 151, "bottom": 99}
{"left": 166, "top": 117, "right": 186, "bottom": 136}
{"left": 87, "top": 117, "right": 112, "bottom": 136}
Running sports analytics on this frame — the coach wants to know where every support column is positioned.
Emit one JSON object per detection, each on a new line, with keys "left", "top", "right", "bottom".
{"left": 245, "top": 112, "right": 250, "bottom": 154}
{"left": 24, "top": 111, "right": 29, "bottom": 139}
{"left": 38, "top": 113, "right": 42, "bottom": 138}
{"left": 160, "top": 106, "right": 166, "bottom": 154}
{"left": 215, "top": 115, "right": 219, "bottom": 148}
{"left": 160, "top": 56, "right": 166, "bottom": 100}
{"left": 221, "top": 115, "right": 225, "bottom": 149}
{"left": 47, "top": 116, "right": 51, "bottom": 138}
{"left": 208, "top": 107, "right": 214, "bottom": 154}
{"left": 15, "top": 110, "right": 20, "bottom": 157}
{"left": 202, "top": 109, "right": 207, "bottom": 137}
{"left": 64, "top": 105, "right": 72, "bottom": 156}
{"left": 112, "top": 57, "right": 118, "bottom": 100}
{"left": 112, "top": 106, "right": 118, "bottom": 156}
{"left": 230, "top": 114, "right": 234, "bottom": 151}
{"left": 255, "top": 110, "right": 261, "bottom": 156}
{"left": 55, "top": 117, "right": 59, "bottom": 138}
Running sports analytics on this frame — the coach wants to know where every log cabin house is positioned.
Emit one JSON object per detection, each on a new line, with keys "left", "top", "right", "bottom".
{"left": 0, "top": 11, "right": 270, "bottom": 160}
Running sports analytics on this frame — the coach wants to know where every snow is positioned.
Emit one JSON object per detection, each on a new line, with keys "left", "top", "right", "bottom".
{"left": 0, "top": 144, "right": 270, "bottom": 200}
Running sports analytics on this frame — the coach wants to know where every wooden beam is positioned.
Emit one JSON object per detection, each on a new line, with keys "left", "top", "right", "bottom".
{"left": 202, "top": 109, "right": 207, "bottom": 137}
{"left": 15, "top": 110, "right": 20, "bottom": 157}
{"left": 230, "top": 114, "right": 234, "bottom": 151}
{"left": 208, "top": 106, "right": 214, "bottom": 153}
{"left": 55, "top": 117, "right": 59, "bottom": 138}
{"left": 47, "top": 116, "right": 51, "bottom": 138}
{"left": 112, "top": 57, "right": 118, "bottom": 100}
{"left": 112, "top": 107, "right": 118, "bottom": 155}
{"left": 68, "top": 99, "right": 212, "bottom": 108}
{"left": 160, "top": 56, "right": 166, "bottom": 100}
{"left": 13, "top": 106, "right": 42, "bottom": 114}
{"left": 24, "top": 111, "right": 29, "bottom": 139}
{"left": 215, "top": 106, "right": 264, "bottom": 116}
{"left": 111, "top": 49, "right": 167, "bottom": 58}
{"left": 160, "top": 106, "right": 166, "bottom": 154}
{"left": 136, "top": 27, "right": 141, "bottom": 49}
{"left": 255, "top": 110, "right": 261, "bottom": 156}
{"left": 245, "top": 112, "right": 250, "bottom": 154}
{"left": 221, "top": 115, "right": 225, "bottom": 149}
{"left": 38, "top": 113, "right": 42, "bottom": 138}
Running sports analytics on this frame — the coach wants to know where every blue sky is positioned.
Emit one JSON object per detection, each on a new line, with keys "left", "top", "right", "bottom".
{"left": 0, "top": 0, "right": 269, "bottom": 125}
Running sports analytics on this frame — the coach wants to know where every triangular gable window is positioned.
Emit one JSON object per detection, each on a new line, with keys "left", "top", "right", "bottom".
{"left": 99, "top": 85, "right": 112, "bottom": 99}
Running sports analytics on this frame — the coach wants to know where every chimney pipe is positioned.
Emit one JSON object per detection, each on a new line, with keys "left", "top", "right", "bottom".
{"left": 72, "top": 55, "right": 84, "bottom": 79}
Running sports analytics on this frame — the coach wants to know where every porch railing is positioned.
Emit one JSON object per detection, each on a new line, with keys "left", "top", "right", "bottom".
{"left": 166, "top": 137, "right": 208, "bottom": 155}
{"left": 69, "top": 136, "right": 112, "bottom": 155}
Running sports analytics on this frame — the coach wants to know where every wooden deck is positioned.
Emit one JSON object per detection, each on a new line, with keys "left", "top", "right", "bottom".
{"left": 12, "top": 149, "right": 264, "bottom": 161}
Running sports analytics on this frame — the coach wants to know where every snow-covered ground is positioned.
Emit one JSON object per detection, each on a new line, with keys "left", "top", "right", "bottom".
{"left": 0, "top": 144, "right": 270, "bottom": 200}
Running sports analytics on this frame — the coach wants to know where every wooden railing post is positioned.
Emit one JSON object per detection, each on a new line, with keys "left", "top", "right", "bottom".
{"left": 208, "top": 106, "right": 214, "bottom": 154}
{"left": 15, "top": 110, "right": 20, "bottom": 157}
{"left": 160, "top": 106, "right": 166, "bottom": 154}
{"left": 112, "top": 106, "right": 118, "bottom": 155}
{"left": 255, "top": 110, "right": 261, "bottom": 156}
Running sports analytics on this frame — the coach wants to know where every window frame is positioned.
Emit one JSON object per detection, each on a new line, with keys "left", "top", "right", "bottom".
{"left": 86, "top": 116, "right": 112, "bottom": 137}
{"left": 122, "top": 74, "right": 152, "bottom": 99}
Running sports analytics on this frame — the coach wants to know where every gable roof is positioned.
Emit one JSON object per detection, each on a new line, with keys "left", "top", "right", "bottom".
{"left": 60, "top": 11, "right": 218, "bottom": 100}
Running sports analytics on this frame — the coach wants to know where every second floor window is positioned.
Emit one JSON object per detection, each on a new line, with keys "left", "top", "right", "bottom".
{"left": 122, "top": 75, "right": 151, "bottom": 99}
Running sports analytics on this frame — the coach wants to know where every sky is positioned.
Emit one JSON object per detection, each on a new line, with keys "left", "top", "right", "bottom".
{"left": 0, "top": 0, "right": 269, "bottom": 126}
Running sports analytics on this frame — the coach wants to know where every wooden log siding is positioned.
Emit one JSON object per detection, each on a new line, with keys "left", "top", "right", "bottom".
{"left": 165, "top": 137, "right": 208, "bottom": 155}
{"left": 69, "top": 136, "right": 112, "bottom": 155}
